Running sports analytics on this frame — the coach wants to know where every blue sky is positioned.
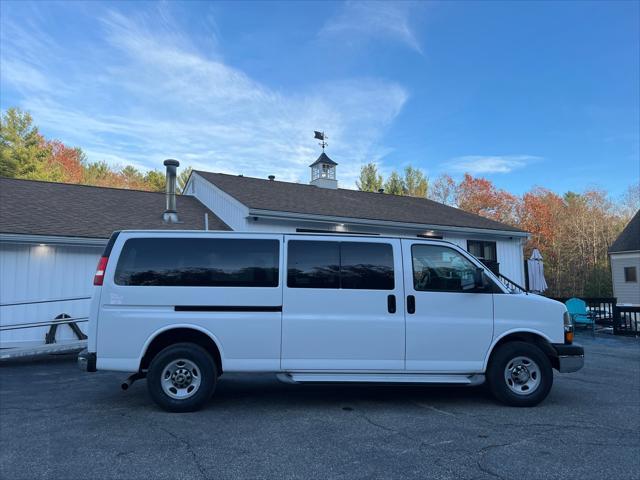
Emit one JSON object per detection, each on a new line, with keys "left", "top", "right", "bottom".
{"left": 1, "top": 1, "right": 638, "bottom": 196}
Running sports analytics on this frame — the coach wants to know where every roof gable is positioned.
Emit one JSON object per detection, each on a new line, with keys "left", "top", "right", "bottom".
{"left": 0, "top": 177, "right": 230, "bottom": 239}
{"left": 609, "top": 210, "right": 640, "bottom": 253}
{"left": 194, "top": 171, "right": 525, "bottom": 234}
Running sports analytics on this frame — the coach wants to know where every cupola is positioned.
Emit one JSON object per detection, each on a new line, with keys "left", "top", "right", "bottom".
{"left": 309, "top": 152, "right": 338, "bottom": 189}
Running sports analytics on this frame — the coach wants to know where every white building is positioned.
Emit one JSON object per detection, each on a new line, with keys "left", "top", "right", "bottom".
{"left": 609, "top": 211, "right": 640, "bottom": 306}
{"left": 0, "top": 178, "right": 228, "bottom": 348}
{"left": 1, "top": 154, "right": 528, "bottom": 348}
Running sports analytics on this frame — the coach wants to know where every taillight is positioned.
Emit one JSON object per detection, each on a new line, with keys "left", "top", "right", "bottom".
{"left": 94, "top": 256, "right": 108, "bottom": 286}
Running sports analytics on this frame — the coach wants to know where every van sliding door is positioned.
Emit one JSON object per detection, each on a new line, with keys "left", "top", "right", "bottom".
{"left": 281, "top": 236, "right": 405, "bottom": 371}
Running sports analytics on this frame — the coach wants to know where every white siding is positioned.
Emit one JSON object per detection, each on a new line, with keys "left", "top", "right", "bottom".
{"left": 610, "top": 253, "right": 640, "bottom": 305}
{"left": 0, "top": 243, "right": 102, "bottom": 347}
{"left": 187, "top": 173, "right": 248, "bottom": 230}
{"left": 497, "top": 238, "right": 526, "bottom": 285}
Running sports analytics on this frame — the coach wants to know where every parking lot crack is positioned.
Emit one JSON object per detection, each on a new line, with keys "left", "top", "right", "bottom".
{"left": 412, "top": 402, "right": 458, "bottom": 417}
{"left": 357, "top": 411, "right": 428, "bottom": 449}
{"left": 154, "top": 424, "right": 209, "bottom": 479}
{"left": 475, "top": 442, "right": 519, "bottom": 480}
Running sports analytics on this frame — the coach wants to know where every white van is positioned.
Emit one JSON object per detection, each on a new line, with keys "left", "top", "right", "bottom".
{"left": 79, "top": 231, "right": 583, "bottom": 412}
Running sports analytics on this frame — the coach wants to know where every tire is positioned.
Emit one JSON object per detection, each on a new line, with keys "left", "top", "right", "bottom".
{"left": 487, "top": 341, "right": 553, "bottom": 407}
{"left": 147, "top": 343, "right": 217, "bottom": 412}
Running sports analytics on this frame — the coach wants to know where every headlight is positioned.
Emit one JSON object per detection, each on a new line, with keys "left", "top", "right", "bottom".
{"left": 564, "top": 311, "right": 574, "bottom": 344}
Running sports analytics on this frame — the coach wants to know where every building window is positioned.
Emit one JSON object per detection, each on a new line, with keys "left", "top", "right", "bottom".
{"left": 624, "top": 266, "right": 637, "bottom": 283}
{"left": 468, "top": 240, "right": 499, "bottom": 275}
{"left": 467, "top": 240, "right": 497, "bottom": 261}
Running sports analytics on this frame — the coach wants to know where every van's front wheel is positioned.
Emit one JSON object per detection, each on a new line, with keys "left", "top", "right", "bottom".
{"left": 487, "top": 341, "right": 553, "bottom": 407}
{"left": 147, "top": 343, "right": 217, "bottom": 412}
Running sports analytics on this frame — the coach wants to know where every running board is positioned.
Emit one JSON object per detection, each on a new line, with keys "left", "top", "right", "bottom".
{"left": 277, "top": 372, "right": 485, "bottom": 385}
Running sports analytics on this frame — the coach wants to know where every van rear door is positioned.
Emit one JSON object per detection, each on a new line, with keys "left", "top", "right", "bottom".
{"left": 281, "top": 236, "right": 405, "bottom": 370}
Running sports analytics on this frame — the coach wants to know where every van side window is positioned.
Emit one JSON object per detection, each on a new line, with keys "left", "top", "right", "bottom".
{"left": 412, "top": 244, "right": 491, "bottom": 293}
{"left": 287, "top": 240, "right": 394, "bottom": 290}
{"left": 340, "top": 242, "right": 394, "bottom": 290}
{"left": 287, "top": 241, "right": 340, "bottom": 288}
{"left": 114, "top": 238, "right": 279, "bottom": 287}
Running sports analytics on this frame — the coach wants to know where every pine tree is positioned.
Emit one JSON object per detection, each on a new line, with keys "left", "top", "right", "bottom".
{"left": 0, "top": 108, "right": 48, "bottom": 178}
{"left": 384, "top": 171, "right": 404, "bottom": 195}
{"left": 356, "top": 163, "right": 383, "bottom": 192}
{"left": 403, "top": 166, "right": 428, "bottom": 197}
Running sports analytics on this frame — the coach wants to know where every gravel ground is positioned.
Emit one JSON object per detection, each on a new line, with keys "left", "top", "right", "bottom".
{"left": 1, "top": 332, "right": 639, "bottom": 480}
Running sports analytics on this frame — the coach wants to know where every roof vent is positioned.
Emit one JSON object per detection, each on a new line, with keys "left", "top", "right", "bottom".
{"left": 378, "top": 188, "right": 384, "bottom": 193}
{"left": 163, "top": 159, "right": 180, "bottom": 223}
{"left": 268, "top": 175, "right": 275, "bottom": 181}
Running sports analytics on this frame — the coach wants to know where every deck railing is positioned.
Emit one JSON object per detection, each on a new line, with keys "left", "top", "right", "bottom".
{"left": 613, "top": 306, "right": 640, "bottom": 337}
{"left": 497, "top": 273, "right": 528, "bottom": 294}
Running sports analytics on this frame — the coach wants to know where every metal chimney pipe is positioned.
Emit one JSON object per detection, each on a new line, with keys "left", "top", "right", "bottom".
{"left": 163, "top": 159, "right": 179, "bottom": 223}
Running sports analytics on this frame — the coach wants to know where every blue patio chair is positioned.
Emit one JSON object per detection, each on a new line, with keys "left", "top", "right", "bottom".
{"left": 565, "top": 298, "right": 596, "bottom": 336}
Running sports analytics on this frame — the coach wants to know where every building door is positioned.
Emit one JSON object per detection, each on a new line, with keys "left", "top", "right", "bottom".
{"left": 401, "top": 240, "right": 494, "bottom": 372}
{"left": 281, "top": 236, "right": 405, "bottom": 370}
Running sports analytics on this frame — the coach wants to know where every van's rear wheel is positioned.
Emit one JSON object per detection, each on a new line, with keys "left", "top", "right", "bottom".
{"left": 147, "top": 343, "right": 217, "bottom": 412}
{"left": 487, "top": 341, "right": 553, "bottom": 407}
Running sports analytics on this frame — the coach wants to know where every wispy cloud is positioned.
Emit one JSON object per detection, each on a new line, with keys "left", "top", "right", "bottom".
{"left": 319, "top": 1, "right": 423, "bottom": 54}
{"left": 0, "top": 4, "right": 408, "bottom": 187}
{"left": 446, "top": 155, "right": 541, "bottom": 174}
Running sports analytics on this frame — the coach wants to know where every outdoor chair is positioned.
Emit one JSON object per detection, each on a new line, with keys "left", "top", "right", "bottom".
{"left": 565, "top": 298, "right": 596, "bottom": 336}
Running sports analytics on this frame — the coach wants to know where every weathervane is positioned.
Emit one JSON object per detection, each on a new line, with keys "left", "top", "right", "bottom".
{"left": 314, "top": 130, "right": 328, "bottom": 151}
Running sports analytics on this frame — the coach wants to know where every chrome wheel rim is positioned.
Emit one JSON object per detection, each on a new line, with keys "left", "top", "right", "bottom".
{"left": 504, "top": 356, "right": 541, "bottom": 395}
{"left": 161, "top": 358, "right": 202, "bottom": 399}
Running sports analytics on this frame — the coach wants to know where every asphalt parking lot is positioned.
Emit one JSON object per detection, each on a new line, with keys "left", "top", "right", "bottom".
{"left": 1, "top": 333, "right": 639, "bottom": 480}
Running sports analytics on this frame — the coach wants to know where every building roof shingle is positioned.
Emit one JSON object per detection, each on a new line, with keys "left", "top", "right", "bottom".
{"left": 0, "top": 177, "right": 229, "bottom": 239}
{"left": 609, "top": 210, "right": 640, "bottom": 253}
{"left": 195, "top": 171, "right": 525, "bottom": 234}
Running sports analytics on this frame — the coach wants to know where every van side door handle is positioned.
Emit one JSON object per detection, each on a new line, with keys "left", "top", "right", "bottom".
{"left": 407, "top": 295, "right": 415, "bottom": 314}
{"left": 387, "top": 294, "right": 396, "bottom": 314}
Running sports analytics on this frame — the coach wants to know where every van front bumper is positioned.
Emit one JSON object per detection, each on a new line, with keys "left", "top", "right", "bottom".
{"left": 78, "top": 349, "right": 97, "bottom": 372}
{"left": 552, "top": 343, "right": 584, "bottom": 373}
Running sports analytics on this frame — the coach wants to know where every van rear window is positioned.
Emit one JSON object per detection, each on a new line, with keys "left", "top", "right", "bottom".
{"left": 114, "top": 238, "right": 279, "bottom": 287}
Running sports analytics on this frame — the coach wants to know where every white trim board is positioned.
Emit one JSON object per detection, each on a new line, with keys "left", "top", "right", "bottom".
{"left": 0, "top": 234, "right": 108, "bottom": 247}
{"left": 247, "top": 209, "right": 529, "bottom": 238}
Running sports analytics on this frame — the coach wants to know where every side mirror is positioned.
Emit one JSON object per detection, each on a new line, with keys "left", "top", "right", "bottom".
{"left": 474, "top": 268, "right": 485, "bottom": 289}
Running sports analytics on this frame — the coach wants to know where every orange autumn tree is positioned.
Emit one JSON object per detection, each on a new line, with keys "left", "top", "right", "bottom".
{"left": 517, "top": 188, "right": 566, "bottom": 293}
{"left": 455, "top": 173, "right": 519, "bottom": 225}
{"left": 43, "top": 139, "right": 86, "bottom": 183}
